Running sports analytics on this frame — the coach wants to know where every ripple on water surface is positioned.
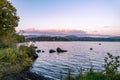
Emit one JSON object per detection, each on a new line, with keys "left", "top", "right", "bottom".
{"left": 31, "top": 42, "right": 120, "bottom": 80}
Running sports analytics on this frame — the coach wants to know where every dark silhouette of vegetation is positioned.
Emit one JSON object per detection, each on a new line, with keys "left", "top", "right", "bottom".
{"left": 104, "top": 53, "right": 120, "bottom": 80}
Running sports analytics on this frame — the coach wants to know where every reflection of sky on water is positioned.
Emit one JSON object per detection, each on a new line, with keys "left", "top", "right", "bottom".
{"left": 30, "top": 42, "right": 120, "bottom": 80}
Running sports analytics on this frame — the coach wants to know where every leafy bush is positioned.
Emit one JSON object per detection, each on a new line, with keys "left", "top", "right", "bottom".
{"left": 65, "top": 53, "right": 120, "bottom": 80}
{"left": 0, "top": 48, "right": 32, "bottom": 77}
{"left": 19, "top": 45, "right": 36, "bottom": 59}
{"left": 104, "top": 53, "right": 120, "bottom": 80}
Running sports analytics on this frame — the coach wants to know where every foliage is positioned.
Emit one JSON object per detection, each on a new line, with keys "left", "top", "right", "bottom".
{"left": 0, "top": 0, "right": 19, "bottom": 48}
{"left": 15, "top": 34, "right": 26, "bottom": 42}
{"left": 65, "top": 53, "right": 120, "bottom": 80}
{"left": 0, "top": 0, "right": 36, "bottom": 79}
{"left": 65, "top": 69, "right": 74, "bottom": 80}
{"left": 0, "top": 0, "right": 19, "bottom": 36}
{"left": 19, "top": 45, "right": 36, "bottom": 59}
{"left": 104, "top": 53, "right": 120, "bottom": 80}
{"left": 0, "top": 34, "right": 18, "bottom": 48}
{"left": 0, "top": 47, "right": 32, "bottom": 78}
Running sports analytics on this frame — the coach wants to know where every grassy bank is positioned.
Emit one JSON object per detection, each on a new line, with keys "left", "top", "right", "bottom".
{"left": 0, "top": 45, "right": 53, "bottom": 80}
{"left": 0, "top": 45, "right": 36, "bottom": 79}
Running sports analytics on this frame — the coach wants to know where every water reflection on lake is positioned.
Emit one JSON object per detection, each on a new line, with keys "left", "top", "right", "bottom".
{"left": 30, "top": 41, "right": 120, "bottom": 80}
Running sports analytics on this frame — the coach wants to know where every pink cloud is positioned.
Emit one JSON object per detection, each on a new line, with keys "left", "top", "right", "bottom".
{"left": 23, "top": 28, "right": 111, "bottom": 37}
{"left": 26, "top": 28, "right": 36, "bottom": 31}
{"left": 23, "top": 29, "right": 86, "bottom": 36}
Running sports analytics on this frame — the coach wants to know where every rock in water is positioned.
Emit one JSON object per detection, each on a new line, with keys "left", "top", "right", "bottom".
{"left": 36, "top": 50, "right": 41, "bottom": 53}
{"left": 56, "top": 47, "right": 67, "bottom": 53}
{"left": 49, "top": 49, "right": 56, "bottom": 53}
{"left": 99, "top": 43, "right": 101, "bottom": 45}
{"left": 33, "top": 53, "right": 38, "bottom": 60}
{"left": 90, "top": 48, "right": 93, "bottom": 50}
{"left": 42, "top": 50, "right": 45, "bottom": 53}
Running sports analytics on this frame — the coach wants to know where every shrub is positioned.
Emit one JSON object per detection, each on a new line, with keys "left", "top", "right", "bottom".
{"left": 0, "top": 48, "right": 32, "bottom": 78}
{"left": 65, "top": 53, "right": 120, "bottom": 80}
{"left": 19, "top": 45, "right": 36, "bottom": 59}
{"left": 104, "top": 53, "right": 120, "bottom": 80}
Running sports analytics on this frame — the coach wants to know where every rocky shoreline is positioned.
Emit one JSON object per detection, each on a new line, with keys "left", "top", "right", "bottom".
{"left": 1, "top": 45, "right": 68, "bottom": 80}
{"left": 1, "top": 66, "right": 53, "bottom": 80}
{"left": 1, "top": 45, "right": 54, "bottom": 80}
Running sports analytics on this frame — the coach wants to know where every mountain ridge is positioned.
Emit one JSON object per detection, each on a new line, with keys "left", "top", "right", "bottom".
{"left": 25, "top": 35, "right": 120, "bottom": 41}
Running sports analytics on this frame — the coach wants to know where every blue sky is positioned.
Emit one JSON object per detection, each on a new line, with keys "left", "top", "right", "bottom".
{"left": 9, "top": 0, "right": 120, "bottom": 36}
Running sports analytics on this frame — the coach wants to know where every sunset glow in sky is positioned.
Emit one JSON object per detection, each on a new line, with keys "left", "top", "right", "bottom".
{"left": 9, "top": 0, "right": 120, "bottom": 36}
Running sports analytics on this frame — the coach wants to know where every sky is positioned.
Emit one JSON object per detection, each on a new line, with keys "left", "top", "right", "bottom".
{"left": 9, "top": 0, "right": 120, "bottom": 36}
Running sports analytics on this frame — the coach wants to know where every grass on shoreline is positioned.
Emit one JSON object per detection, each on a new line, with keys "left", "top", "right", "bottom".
{"left": 0, "top": 46, "right": 35, "bottom": 78}
{"left": 65, "top": 53, "right": 120, "bottom": 80}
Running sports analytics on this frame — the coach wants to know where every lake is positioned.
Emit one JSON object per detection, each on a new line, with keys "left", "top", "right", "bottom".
{"left": 30, "top": 41, "right": 120, "bottom": 80}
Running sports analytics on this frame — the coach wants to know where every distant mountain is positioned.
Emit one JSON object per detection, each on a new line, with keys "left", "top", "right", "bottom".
{"left": 26, "top": 35, "right": 120, "bottom": 41}
{"left": 64, "top": 35, "right": 79, "bottom": 41}
{"left": 64, "top": 36, "right": 120, "bottom": 41}
{"left": 109, "top": 36, "right": 120, "bottom": 39}
{"left": 26, "top": 36, "right": 68, "bottom": 41}
{"left": 25, "top": 35, "right": 38, "bottom": 39}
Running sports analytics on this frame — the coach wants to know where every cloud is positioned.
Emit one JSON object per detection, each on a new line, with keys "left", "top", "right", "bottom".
{"left": 104, "top": 26, "right": 111, "bottom": 28}
{"left": 92, "top": 30, "right": 98, "bottom": 33}
{"left": 23, "top": 28, "right": 111, "bottom": 37}
{"left": 24, "top": 29, "right": 87, "bottom": 36}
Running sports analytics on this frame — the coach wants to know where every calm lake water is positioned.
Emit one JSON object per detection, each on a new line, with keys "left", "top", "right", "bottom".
{"left": 30, "top": 41, "right": 120, "bottom": 80}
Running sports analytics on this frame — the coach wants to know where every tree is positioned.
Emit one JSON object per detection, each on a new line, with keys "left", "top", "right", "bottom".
{"left": 0, "top": 0, "right": 19, "bottom": 47}
{"left": 0, "top": 0, "right": 19, "bottom": 35}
